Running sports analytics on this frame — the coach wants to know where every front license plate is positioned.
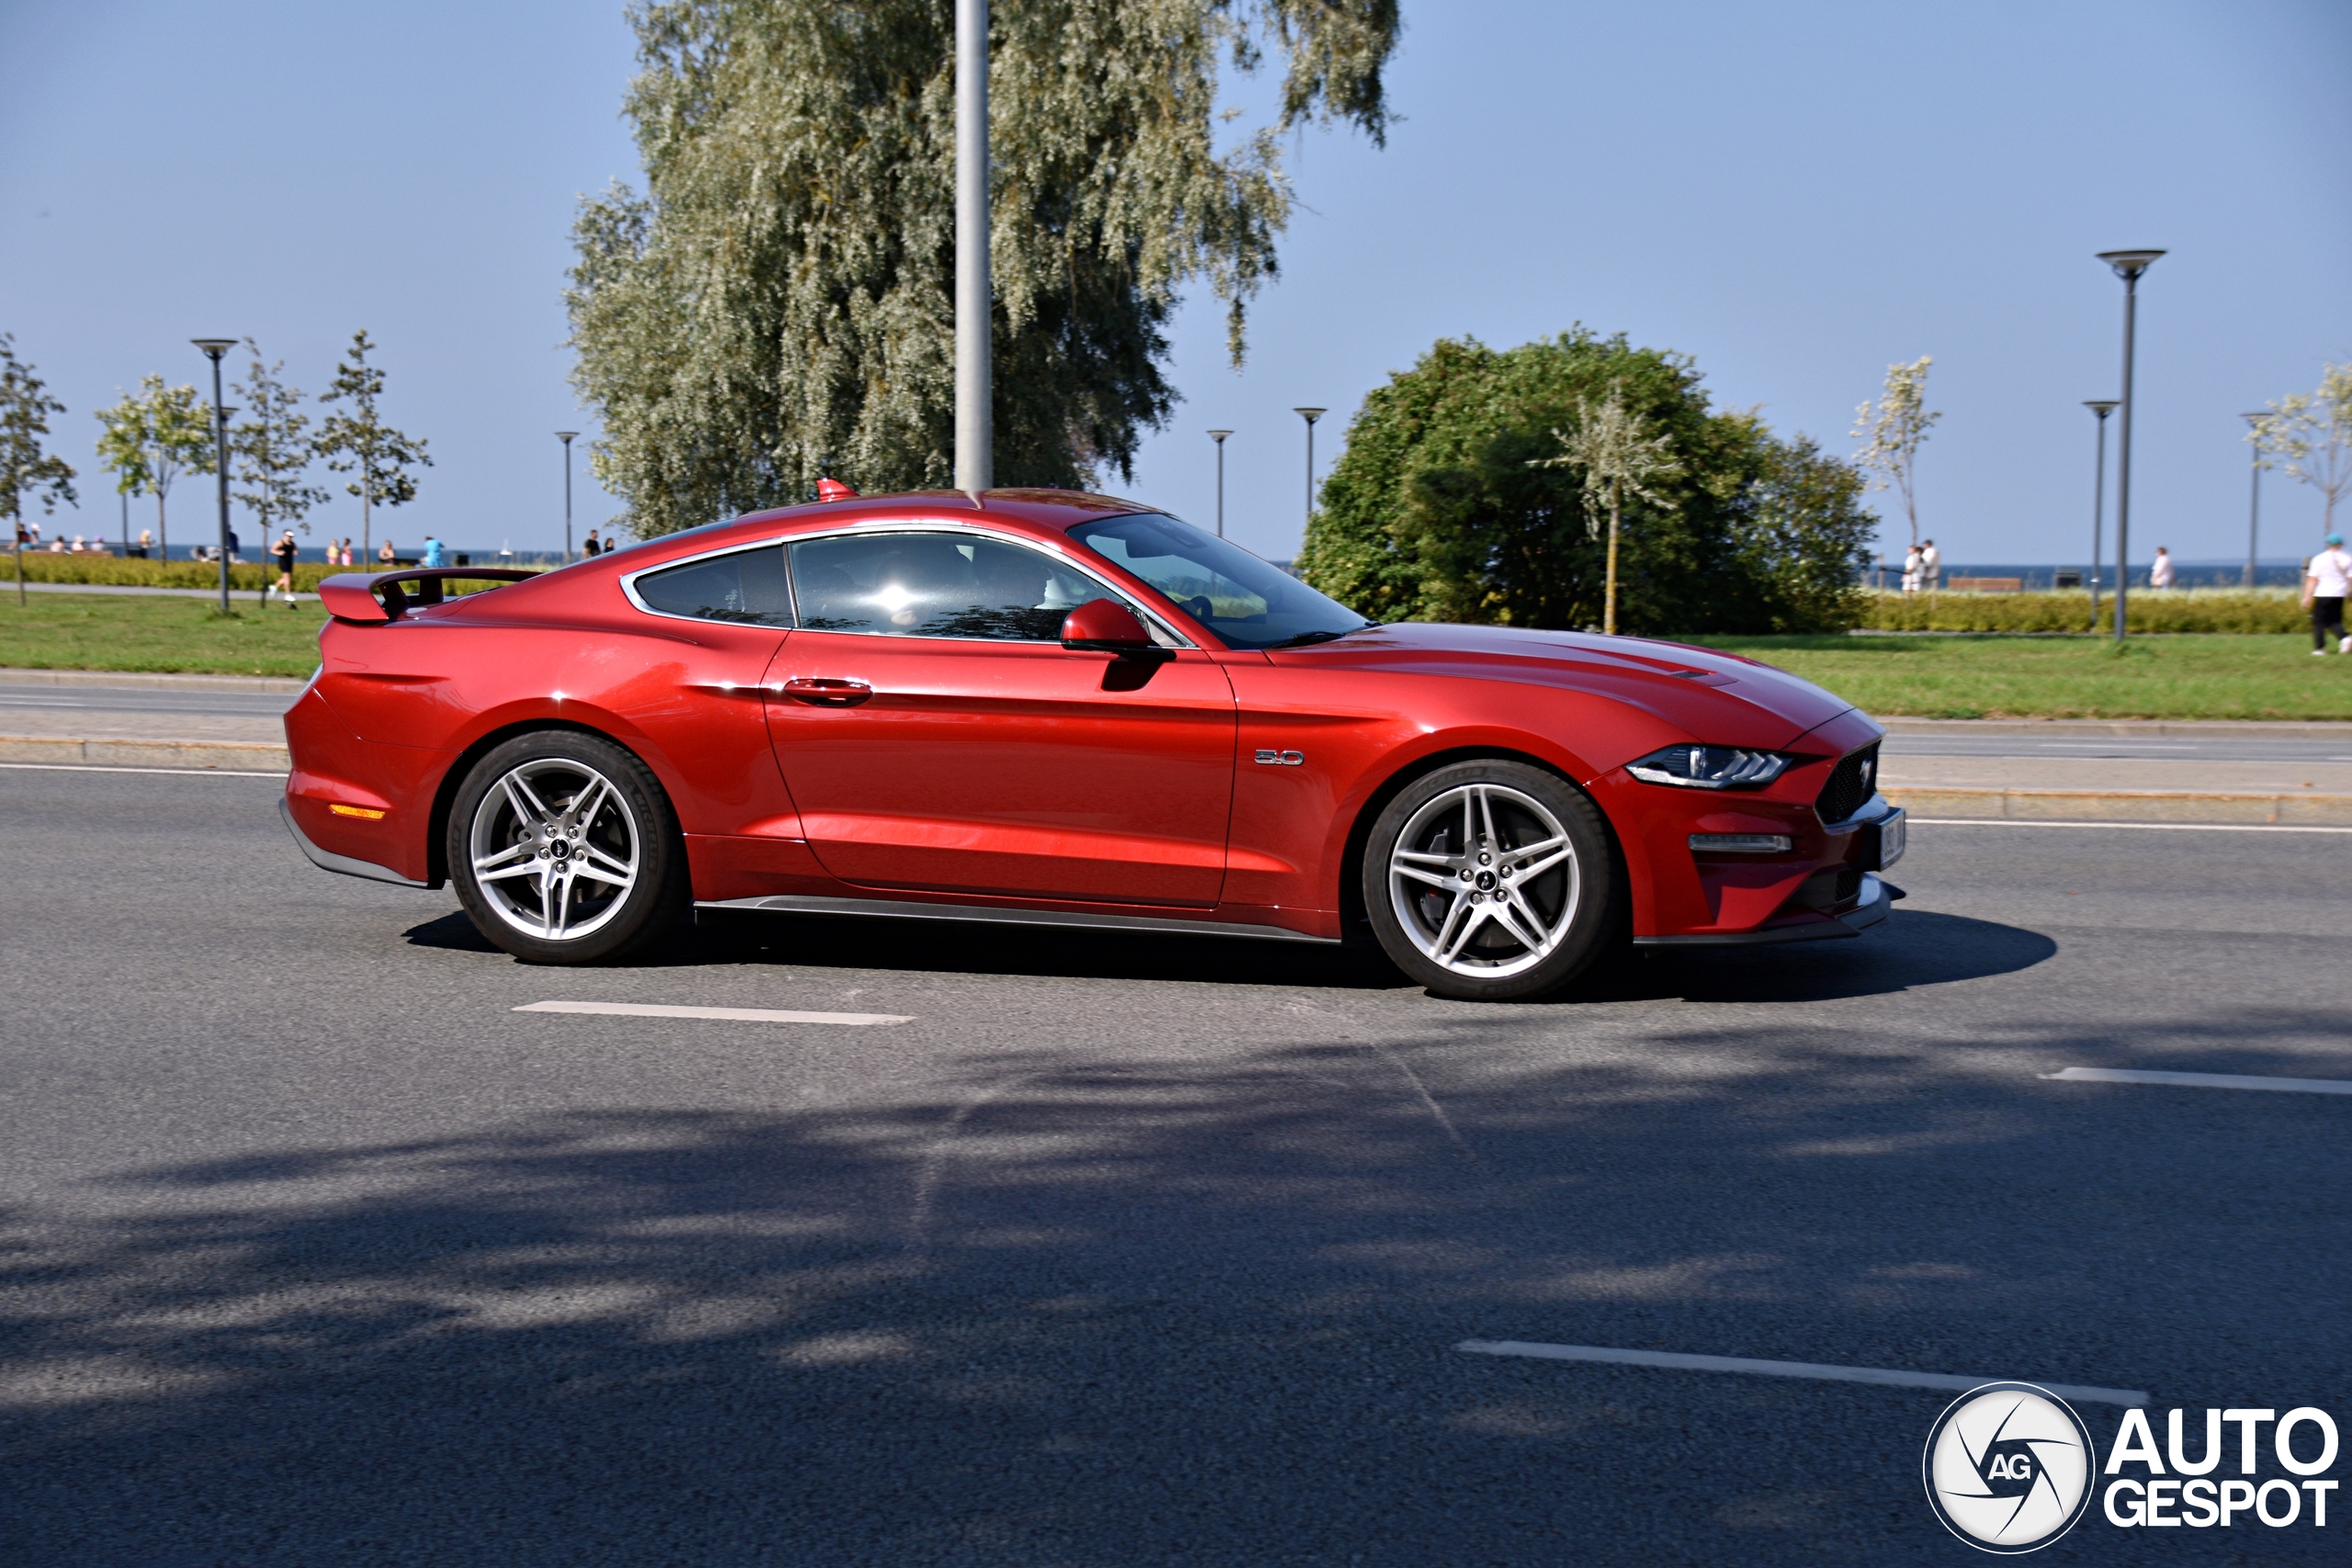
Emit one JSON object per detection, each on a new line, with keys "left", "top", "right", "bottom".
{"left": 1878, "top": 809, "right": 1906, "bottom": 870}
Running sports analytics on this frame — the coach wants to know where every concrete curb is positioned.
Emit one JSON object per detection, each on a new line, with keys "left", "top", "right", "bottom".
{"left": 1881, "top": 717, "right": 2352, "bottom": 739}
{"left": 0, "top": 666, "right": 309, "bottom": 694}
{"left": 0, "top": 735, "right": 291, "bottom": 772}
{"left": 1883, "top": 784, "right": 2352, "bottom": 827}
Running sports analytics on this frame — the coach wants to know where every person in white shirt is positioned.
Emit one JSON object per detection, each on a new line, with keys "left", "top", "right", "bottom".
{"left": 2150, "top": 547, "right": 2175, "bottom": 589}
{"left": 2302, "top": 533, "right": 2352, "bottom": 654}
{"left": 1902, "top": 544, "right": 1922, "bottom": 594}
{"left": 1919, "top": 539, "right": 1941, "bottom": 591}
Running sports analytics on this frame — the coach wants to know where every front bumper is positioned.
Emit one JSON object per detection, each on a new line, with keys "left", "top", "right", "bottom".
{"left": 1633, "top": 870, "right": 1899, "bottom": 947}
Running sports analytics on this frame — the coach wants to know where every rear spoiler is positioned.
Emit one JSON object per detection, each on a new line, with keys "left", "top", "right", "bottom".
{"left": 318, "top": 568, "right": 538, "bottom": 623}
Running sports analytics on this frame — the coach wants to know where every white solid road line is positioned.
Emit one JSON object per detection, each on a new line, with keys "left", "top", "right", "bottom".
{"left": 0, "top": 761, "right": 289, "bottom": 778}
{"left": 2041, "top": 1066, "right": 2352, "bottom": 1096}
{"left": 1456, "top": 1340, "right": 2149, "bottom": 1407}
{"left": 514, "top": 999, "right": 913, "bottom": 1026}
{"left": 1907, "top": 818, "right": 2352, "bottom": 834}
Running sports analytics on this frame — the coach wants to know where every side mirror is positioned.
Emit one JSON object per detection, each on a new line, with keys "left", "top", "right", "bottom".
{"left": 1060, "top": 598, "right": 1169, "bottom": 660}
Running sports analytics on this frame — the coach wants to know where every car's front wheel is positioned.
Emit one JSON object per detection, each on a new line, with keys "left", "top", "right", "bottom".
{"left": 447, "top": 730, "right": 687, "bottom": 964}
{"left": 1363, "top": 759, "right": 1617, "bottom": 1001}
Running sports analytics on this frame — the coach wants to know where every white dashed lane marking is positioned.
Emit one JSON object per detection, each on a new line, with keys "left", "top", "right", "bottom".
{"left": 2041, "top": 1066, "right": 2352, "bottom": 1096}
{"left": 1457, "top": 1340, "right": 2149, "bottom": 1406}
{"left": 514, "top": 1000, "right": 913, "bottom": 1026}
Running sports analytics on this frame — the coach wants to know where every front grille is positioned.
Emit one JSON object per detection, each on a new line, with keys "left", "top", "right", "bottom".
{"left": 1815, "top": 743, "right": 1880, "bottom": 825}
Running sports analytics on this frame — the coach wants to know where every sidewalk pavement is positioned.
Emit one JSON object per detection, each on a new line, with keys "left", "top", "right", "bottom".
{"left": 7, "top": 580, "right": 317, "bottom": 602}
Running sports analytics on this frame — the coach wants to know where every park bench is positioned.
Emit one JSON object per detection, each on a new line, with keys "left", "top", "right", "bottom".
{"left": 1947, "top": 576, "right": 2023, "bottom": 593}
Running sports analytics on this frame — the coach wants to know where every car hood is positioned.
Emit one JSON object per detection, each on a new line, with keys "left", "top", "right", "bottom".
{"left": 1265, "top": 622, "right": 1858, "bottom": 750}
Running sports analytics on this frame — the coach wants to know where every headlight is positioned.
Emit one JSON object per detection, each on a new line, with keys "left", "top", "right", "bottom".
{"left": 1625, "top": 744, "right": 1791, "bottom": 790}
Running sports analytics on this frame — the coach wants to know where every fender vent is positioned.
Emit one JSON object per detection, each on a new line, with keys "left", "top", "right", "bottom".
{"left": 1815, "top": 743, "right": 1880, "bottom": 825}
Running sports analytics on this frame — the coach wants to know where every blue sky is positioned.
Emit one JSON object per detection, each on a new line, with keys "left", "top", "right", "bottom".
{"left": 3, "top": 1, "right": 2346, "bottom": 568}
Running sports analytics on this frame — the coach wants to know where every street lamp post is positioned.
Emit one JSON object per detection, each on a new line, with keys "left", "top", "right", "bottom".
{"left": 2096, "top": 250, "right": 2164, "bottom": 643}
{"left": 1206, "top": 430, "right": 1232, "bottom": 537}
{"left": 2241, "top": 412, "right": 2268, "bottom": 589}
{"left": 1293, "top": 408, "right": 1325, "bottom": 536}
{"left": 2083, "top": 400, "right": 2117, "bottom": 632}
{"left": 954, "top": 0, "right": 991, "bottom": 493}
{"left": 556, "top": 432, "right": 579, "bottom": 563}
{"left": 192, "top": 338, "right": 238, "bottom": 615}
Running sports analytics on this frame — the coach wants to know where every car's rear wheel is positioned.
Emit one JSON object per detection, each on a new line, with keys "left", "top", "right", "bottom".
{"left": 1363, "top": 759, "right": 1617, "bottom": 1001}
{"left": 448, "top": 730, "right": 687, "bottom": 964}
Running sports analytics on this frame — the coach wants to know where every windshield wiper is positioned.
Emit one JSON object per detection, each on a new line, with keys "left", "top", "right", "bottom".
{"left": 1262, "top": 623, "right": 1380, "bottom": 650}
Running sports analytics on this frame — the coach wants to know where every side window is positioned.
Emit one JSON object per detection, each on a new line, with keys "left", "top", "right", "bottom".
{"left": 787, "top": 530, "right": 1135, "bottom": 641}
{"left": 632, "top": 546, "right": 796, "bottom": 626}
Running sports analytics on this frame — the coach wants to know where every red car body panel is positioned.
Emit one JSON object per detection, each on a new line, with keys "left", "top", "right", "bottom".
{"left": 281, "top": 491, "right": 1897, "bottom": 947}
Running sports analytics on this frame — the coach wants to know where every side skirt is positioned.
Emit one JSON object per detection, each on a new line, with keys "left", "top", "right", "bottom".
{"left": 697, "top": 893, "right": 1340, "bottom": 944}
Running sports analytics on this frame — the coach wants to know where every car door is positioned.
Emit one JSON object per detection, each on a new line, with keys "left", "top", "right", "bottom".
{"left": 763, "top": 525, "right": 1238, "bottom": 908}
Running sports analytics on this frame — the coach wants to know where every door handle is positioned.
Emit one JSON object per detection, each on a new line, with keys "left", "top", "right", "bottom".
{"left": 779, "top": 676, "right": 873, "bottom": 706}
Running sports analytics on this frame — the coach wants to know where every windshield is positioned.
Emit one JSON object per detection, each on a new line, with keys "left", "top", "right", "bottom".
{"left": 1067, "top": 513, "right": 1374, "bottom": 650}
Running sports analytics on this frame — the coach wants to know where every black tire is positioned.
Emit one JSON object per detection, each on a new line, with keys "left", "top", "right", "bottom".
{"left": 1362, "top": 758, "right": 1618, "bottom": 1001}
{"left": 447, "top": 729, "right": 688, "bottom": 964}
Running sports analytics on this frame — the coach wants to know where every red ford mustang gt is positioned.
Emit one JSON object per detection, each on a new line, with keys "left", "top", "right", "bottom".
{"left": 280, "top": 489, "right": 1904, "bottom": 1000}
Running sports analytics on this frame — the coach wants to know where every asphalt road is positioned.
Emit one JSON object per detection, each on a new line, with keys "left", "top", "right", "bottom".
{"left": 0, "top": 682, "right": 295, "bottom": 720}
{"left": 2, "top": 767, "right": 2347, "bottom": 1566}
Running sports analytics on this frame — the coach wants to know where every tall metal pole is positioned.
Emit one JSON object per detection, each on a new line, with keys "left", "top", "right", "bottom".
{"left": 1293, "top": 407, "right": 1325, "bottom": 536}
{"left": 194, "top": 340, "right": 236, "bottom": 615}
{"left": 2241, "top": 412, "right": 2267, "bottom": 589}
{"left": 2084, "top": 400, "right": 2116, "bottom": 633}
{"left": 954, "top": 0, "right": 992, "bottom": 494}
{"left": 2098, "top": 251, "right": 2162, "bottom": 644}
{"left": 1207, "top": 430, "right": 1232, "bottom": 537}
{"left": 556, "top": 432, "right": 578, "bottom": 563}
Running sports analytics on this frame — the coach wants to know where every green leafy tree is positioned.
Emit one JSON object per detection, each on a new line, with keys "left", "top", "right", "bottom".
{"left": 1531, "top": 382, "right": 1684, "bottom": 635}
{"left": 232, "top": 343, "right": 329, "bottom": 546}
{"left": 1296, "top": 330, "right": 1875, "bottom": 637}
{"left": 2253, "top": 362, "right": 2352, "bottom": 535}
{"left": 315, "top": 330, "right": 431, "bottom": 562}
{"left": 95, "top": 375, "right": 213, "bottom": 562}
{"left": 2, "top": 336, "right": 81, "bottom": 604}
{"left": 1850, "top": 355, "right": 1938, "bottom": 550}
{"left": 569, "top": 0, "right": 1400, "bottom": 537}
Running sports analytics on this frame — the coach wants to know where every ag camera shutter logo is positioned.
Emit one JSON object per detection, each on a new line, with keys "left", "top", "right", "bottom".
{"left": 1922, "top": 1382, "right": 2095, "bottom": 1553}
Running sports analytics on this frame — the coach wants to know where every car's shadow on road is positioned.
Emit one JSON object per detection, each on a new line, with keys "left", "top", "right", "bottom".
{"left": 402, "top": 905, "right": 2052, "bottom": 1004}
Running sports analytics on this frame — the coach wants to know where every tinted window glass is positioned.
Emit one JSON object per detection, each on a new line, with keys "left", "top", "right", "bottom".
{"left": 788, "top": 530, "right": 1131, "bottom": 641}
{"left": 1067, "top": 513, "right": 1374, "bottom": 650}
{"left": 633, "top": 546, "right": 796, "bottom": 626}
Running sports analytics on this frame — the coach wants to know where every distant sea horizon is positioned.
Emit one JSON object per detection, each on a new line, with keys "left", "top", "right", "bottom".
{"left": 1867, "top": 558, "right": 2311, "bottom": 591}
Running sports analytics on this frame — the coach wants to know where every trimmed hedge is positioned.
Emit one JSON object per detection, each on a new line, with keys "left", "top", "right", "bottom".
{"left": 1856, "top": 591, "right": 2304, "bottom": 634}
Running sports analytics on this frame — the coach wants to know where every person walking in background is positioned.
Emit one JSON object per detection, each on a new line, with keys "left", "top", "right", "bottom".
{"left": 1919, "top": 538, "right": 1941, "bottom": 591}
{"left": 582, "top": 529, "right": 602, "bottom": 558}
{"left": 1901, "top": 543, "right": 1922, "bottom": 594}
{"left": 378, "top": 538, "right": 396, "bottom": 567}
{"left": 422, "top": 535, "right": 447, "bottom": 569}
{"left": 2151, "top": 547, "right": 2176, "bottom": 589}
{"left": 134, "top": 529, "right": 152, "bottom": 558}
{"left": 272, "top": 531, "right": 300, "bottom": 606}
{"left": 2302, "top": 534, "right": 2352, "bottom": 655}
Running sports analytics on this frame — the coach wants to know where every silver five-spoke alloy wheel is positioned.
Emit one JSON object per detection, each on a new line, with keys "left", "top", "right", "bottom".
{"left": 1387, "top": 782, "right": 1580, "bottom": 979}
{"left": 468, "top": 758, "right": 642, "bottom": 942}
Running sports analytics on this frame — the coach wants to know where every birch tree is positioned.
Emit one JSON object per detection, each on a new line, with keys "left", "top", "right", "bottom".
{"left": 2, "top": 337, "right": 80, "bottom": 604}
{"left": 232, "top": 344, "right": 329, "bottom": 547}
{"left": 95, "top": 376, "right": 213, "bottom": 561}
{"left": 1851, "top": 355, "right": 1938, "bottom": 549}
{"left": 2253, "top": 362, "right": 2352, "bottom": 535}
{"left": 315, "top": 330, "right": 431, "bottom": 562}
{"left": 1532, "top": 382, "right": 1684, "bottom": 635}
{"left": 569, "top": 0, "right": 1400, "bottom": 536}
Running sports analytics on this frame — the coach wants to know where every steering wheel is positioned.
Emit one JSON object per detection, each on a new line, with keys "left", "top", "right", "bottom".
{"left": 1183, "top": 594, "right": 1215, "bottom": 623}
